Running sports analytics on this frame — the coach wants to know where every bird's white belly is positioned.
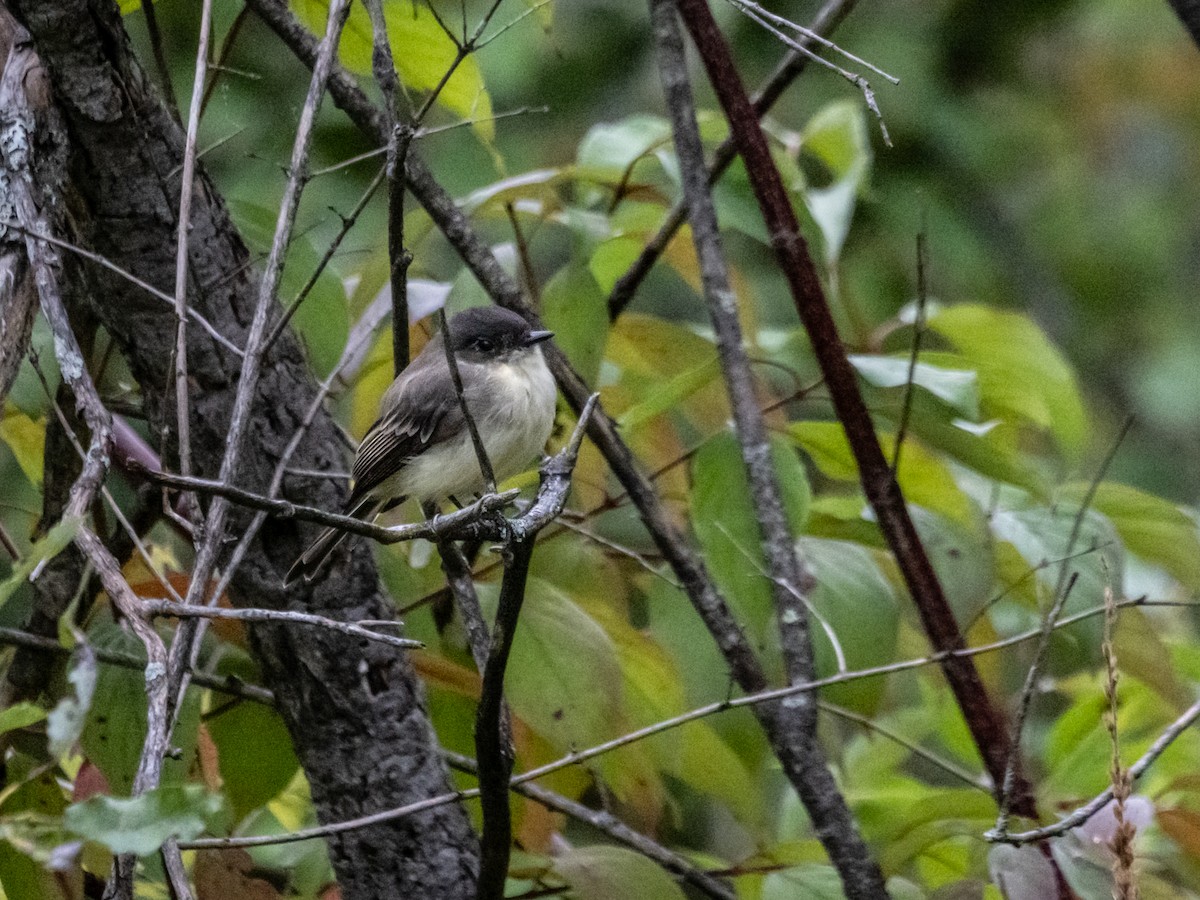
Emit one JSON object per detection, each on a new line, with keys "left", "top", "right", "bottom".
{"left": 384, "top": 350, "right": 556, "bottom": 504}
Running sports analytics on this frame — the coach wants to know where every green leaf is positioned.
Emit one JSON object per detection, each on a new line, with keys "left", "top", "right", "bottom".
{"left": 0, "top": 406, "right": 45, "bottom": 488}
{"left": 594, "top": 597, "right": 762, "bottom": 827}
{"left": 118, "top": 0, "right": 141, "bottom": 12}
{"left": 1062, "top": 481, "right": 1200, "bottom": 593}
{"left": 206, "top": 701, "right": 300, "bottom": 820}
{"left": 849, "top": 354, "right": 980, "bottom": 419}
{"left": 553, "top": 845, "right": 687, "bottom": 900}
{"left": 692, "top": 430, "right": 812, "bottom": 642}
{"left": 0, "top": 703, "right": 46, "bottom": 736}
{"left": 763, "top": 865, "right": 846, "bottom": 900}
{"left": 989, "top": 496, "right": 1124, "bottom": 667}
{"left": 789, "top": 421, "right": 976, "bottom": 526}
{"left": 617, "top": 358, "right": 720, "bottom": 434}
{"left": 81, "top": 624, "right": 201, "bottom": 795}
{"left": 890, "top": 394, "right": 1049, "bottom": 496}
{"left": 801, "top": 538, "right": 899, "bottom": 714}
{"left": 494, "top": 579, "right": 624, "bottom": 755}
{"left": 293, "top": 0, "right": 493, "bottom": 138}
{"left": 928, "top": 305, "right": 1087, "bottom": 458}
{"left": 47, "top": 645, "right": 97, "bottom": 759}
{"left": 577, "top": 115, "right": 672, "bottom": 182}
{"left": 0, "top": 517, "right": 79, "bottom": 608}
{"left": 541, "top": 262, "right": 609, "bottom": 388}
{"left": 799, "top": 100, "right": 871, "bottom": 265}
{"left": 64, "top": 785, "right": 221, "bottom": 856}
{"left": 907, "top": 507, "right": 996, "bottom": 624}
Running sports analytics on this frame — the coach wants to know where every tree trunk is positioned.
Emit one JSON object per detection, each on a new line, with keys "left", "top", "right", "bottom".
{"left": 2, "top": 1, "right": 480, "bottom": 895}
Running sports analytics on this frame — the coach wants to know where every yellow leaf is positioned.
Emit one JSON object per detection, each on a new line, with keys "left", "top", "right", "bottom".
{"left": 292, "top": 0, "right": 494, "bottom": 139}
{"left": 0, "top": 406, "right": 45, "bottom": 488}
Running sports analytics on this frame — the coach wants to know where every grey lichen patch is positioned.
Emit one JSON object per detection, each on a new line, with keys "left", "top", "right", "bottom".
{"left": 53, "top": 330, "right": 84, "bottom": 381}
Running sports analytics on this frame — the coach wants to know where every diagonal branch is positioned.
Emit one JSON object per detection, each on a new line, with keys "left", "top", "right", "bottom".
{"left": 607, "top": 0, "right": 859, "bottom": 320}
{"left": 672, "top": 0, "right": 1040, "bottom": 824}
{"left": 243, "top": 3, "right": 892, "bottom": 871}
{"left": 649, "top": 1, "right": 886, "bottom": 894}
{"left": 469, "top": 397, "right": 594, "bottom": 900}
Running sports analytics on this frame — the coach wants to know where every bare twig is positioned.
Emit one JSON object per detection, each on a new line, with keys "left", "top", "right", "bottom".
{"left": 443, "top": 750, "right": 736, "bottom": 900}
{"left": 607, "top": 0, "right": 859, "bottom": 319}
{"left": 129, "top": 461, "right": 520, "bottom": 544}
{"left": 438, "top": 307, "right": 497, "bottom": 491}
{"left": 0, "top": 625, "right": 275, "bottom": 704}
{"left": 818, "top": 700, "right": 990, "bottom": 793}
{"left": 200, "top": 6, "right": 250, "bottom": 116}
{"left": 722, "top": 0, "right": 893, "bottom": 144}
{"left": 1, "top": 28, "right": 181, "bottom": 895}
{"left": 171, "top": 0, "right": 217, "bottom": 485}
{"left": 988, "top": 694, "right": 1200, "bottom": 845}
{"left": 147, "top": 8, "right": 353, "bottom": 884}
{"left": 650, "top": 1, "right": 884, "bottom": 892}
{"left": 362, "top": 0, "right": 412, "bottom": 372}
{"left": 891, "top": 227, "right": 928, "bottom": 474}
{"left": 142, "top": 599, "right": 422, "bottom": 650}
{"left": 166, "top": 0, "right": 352, "bottom": 702}
{"left": 262, "top": 165, "right": 387, "bottom": 351}
{"left": 141, "top": 0, "right": 179, "bottom": 117}
{"left": 0, "top": 222, "right": 243, "bottom": 355}
{"left": 992, "top": 573, "right": 1078, "bottom": 836}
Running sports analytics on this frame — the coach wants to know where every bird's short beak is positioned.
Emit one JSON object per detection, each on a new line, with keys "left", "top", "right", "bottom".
{"left": 525, "top": 330, "right": 554, "bottom": 346}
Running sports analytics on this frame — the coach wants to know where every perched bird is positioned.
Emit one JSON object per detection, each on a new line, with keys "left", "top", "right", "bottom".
{"left": 285, "top": 306, "right": 556, "bottom": 586}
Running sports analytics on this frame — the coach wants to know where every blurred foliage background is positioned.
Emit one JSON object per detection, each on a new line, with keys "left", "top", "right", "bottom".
{"left": 4, "top": 0, "right": 1200, "bottom": 897}
{"left": 129, "top": 0, "right": 1200, "bottom": 500}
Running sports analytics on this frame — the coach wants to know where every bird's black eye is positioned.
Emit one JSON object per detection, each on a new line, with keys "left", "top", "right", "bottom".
{"left": 475, "top": 338, "right": 493, "bottom": 352}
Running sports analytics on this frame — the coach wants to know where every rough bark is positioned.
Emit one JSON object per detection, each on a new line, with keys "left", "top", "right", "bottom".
{"left": 2, "top": 1, "right": 479, "bottom": 895}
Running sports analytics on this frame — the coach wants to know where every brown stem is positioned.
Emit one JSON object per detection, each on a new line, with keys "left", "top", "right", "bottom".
{"left": 672, "top": 0, "right": 1038, "bottom": 821}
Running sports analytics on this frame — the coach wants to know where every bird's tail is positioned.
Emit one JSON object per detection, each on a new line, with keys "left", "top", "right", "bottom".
{"left": 284, "top": 497, "right": 381, "bottom": 587}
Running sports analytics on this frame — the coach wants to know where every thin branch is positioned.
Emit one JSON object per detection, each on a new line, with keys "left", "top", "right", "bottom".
{"left": 475, "top": 529, "right": 534, "bottom": 900}
{"left": 721, "top": 0, "right": 893, "bottom": 144}
{"left": 993, "top": 573, "right": 1078, "bottom": 835}
{"left": 443, "top": 751, "right": 736, "bottom": 900}
{"left": 362, "top": 0, "right": 412, "bottom": 372}
{"left": 142, "top": 600, "right": 422, "bottom": 650}
{"left": 650, "top": 2, "right": 884, "bottom": 892}
{"left": 263, "top": 165, "right": 387, "bottom": 351}
{"left": 674, "top": 0, "right": 1038, "bottom": 821}
{"left": 891, "top": 227, "right": 927, "bottom": 474}
{"left": 154, "top": 0, "right": 353, "bottom": 861}
{"left": 438, "top": 307, "right": 497, "bottom": 491}
{"left": 988, "top": 694, "right": 1200, "bottom": 845}
{"left": 171, "top": 0, "right": 217, "bottom": 485}
{"left": 179, "top": 593, "right": 1171, "bottom": 853}
{"left": 1, "top": 30, "right": 179, "bottom": 894}
{"left": 474, "top": 398, "right": 597, "bottom": 900}
{"left": 0, "top": 625, "right": 275, "bottom": 703}
{"left": 200, "top": 6, "right": 250, "bottom": 116}
{"left": 141, "top": 0, "right": 179, "bottom": 117}
{"left": 129, "top": 461, "right": 520, "bottom": 543}
{"left": 607, "top": 0, "right": 860, "bottom": 319}
{"left": 0, "top": 222, "right": 243, "bottom": 356}
{"left": 818, "top": 700, "right": 990, "bottom": 793}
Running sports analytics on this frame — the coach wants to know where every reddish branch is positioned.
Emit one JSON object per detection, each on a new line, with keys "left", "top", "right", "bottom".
{"left": 672, "top": 0, "right": 1038, "bottom": 820}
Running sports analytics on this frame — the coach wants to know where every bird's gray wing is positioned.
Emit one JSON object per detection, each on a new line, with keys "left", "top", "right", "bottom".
{"left": 348, "top": 363, "right": 466, "bottom": 507}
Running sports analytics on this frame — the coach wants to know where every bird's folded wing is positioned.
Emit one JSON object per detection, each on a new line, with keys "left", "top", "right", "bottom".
{"left": 348, "top": 364, "right": 466, "bottom": 505}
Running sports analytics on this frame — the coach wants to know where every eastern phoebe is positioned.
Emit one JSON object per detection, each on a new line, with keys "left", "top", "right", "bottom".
{"left": 285, "top": 306, "right": 557, "bottom": 585}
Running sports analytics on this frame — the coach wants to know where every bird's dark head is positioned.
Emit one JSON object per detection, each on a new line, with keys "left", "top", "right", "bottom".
{"left": 444, "top": 306, "right": 553, "bottom": 362}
